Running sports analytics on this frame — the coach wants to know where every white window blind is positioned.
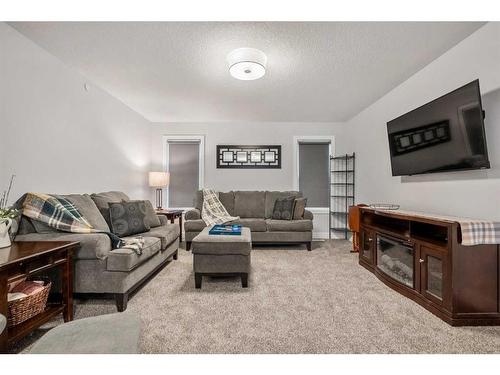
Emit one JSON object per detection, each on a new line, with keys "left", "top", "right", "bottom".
{"left": 168, "top": 142, "right": 200, "bottom": 208}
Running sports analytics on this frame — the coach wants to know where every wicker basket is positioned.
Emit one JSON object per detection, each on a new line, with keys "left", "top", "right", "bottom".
{"left": 8, "top": 277, "right": 51, "bottom": 327}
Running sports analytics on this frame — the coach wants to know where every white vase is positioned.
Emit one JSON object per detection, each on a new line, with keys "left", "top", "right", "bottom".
{"left": 0, "top": 219, "right": 12, "bottom": 248}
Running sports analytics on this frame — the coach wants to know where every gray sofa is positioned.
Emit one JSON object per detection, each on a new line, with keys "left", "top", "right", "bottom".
{"left": 185, "top": 190, "right": 313, "bottom": 251}
{"left": 14, "top": 191, "right": 180, "bottom": 311}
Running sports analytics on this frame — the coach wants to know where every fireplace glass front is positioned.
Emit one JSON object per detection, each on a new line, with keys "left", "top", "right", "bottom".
{"left": 376, "top": 235, "right": 414, "bottom": 288}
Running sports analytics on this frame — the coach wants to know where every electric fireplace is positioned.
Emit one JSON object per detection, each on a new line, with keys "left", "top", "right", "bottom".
{"left": 376, "top": 235, "right": 414, "bottom": 288}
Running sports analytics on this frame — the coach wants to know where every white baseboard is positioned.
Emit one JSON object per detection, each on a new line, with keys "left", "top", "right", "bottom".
{"left": 313, "top": 231, "right": 330, "bottom": 240}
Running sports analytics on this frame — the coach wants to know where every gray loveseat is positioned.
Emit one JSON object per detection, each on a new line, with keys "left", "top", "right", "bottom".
{"left": 184, "top": 191, "right": 313, "bottom": 251}
{"left": 14, "top": 191, "right": 180, "bottom": 311}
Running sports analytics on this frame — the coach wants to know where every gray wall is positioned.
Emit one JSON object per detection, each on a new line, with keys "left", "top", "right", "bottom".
{"left": 0, "top": 23, "right": 152, "bottom": 202}
{"left": 349, "top": 22, "right": 500, "bottom": 220}
{"left": 150, "top": 122, "right": 351, "bottom": 194}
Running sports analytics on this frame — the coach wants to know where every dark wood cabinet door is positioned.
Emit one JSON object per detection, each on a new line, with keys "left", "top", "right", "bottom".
{"left": 419, "top": 245, "right": 448, "bottom": 306}
{"left": 360, "top": 228, "right": 374, "bottom": 265}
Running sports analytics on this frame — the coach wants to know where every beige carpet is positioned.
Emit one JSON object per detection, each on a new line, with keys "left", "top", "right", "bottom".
{"left": 13, "top": 240, "right": 500, "bottom": 353}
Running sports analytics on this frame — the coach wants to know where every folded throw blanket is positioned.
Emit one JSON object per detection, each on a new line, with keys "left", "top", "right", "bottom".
{"left": 18, "top": 193, "right": 144, "bottom": 257}
{"left": 201, "top": 189, "right": 239, "bottom": 227}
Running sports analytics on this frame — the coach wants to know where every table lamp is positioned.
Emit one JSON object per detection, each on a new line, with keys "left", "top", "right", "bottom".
{"left": 149, "top": 171, "right": 170, "bottom": 210}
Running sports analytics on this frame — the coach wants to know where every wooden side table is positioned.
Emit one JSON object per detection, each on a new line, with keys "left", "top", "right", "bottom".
{"left": 156, "top": 209, "right": 184, "bottom": 242}
{"left": 0, "top": 241, "right": 79, "bottom": 352}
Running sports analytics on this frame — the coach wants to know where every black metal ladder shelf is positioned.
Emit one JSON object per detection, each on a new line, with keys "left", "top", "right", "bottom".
{"left": 329, "top": 153, "right": 355, "bottom": 239}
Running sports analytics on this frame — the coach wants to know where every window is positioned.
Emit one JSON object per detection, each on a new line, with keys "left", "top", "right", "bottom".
{"left": 164, "top": 136, "right": 204, "bottom": 208}
{"left": 298, "top": 142, "right": 330, "bottom": 207}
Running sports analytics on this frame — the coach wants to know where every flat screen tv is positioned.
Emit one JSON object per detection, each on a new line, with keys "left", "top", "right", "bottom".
{"left": 387, "top": 80, "right": 490, "bottom": 176}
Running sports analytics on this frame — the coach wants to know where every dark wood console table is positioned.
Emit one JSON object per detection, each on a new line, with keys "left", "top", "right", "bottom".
{"left": 358, "top": 208, "right": 500, "bottom": 326}
{"left": 0, "top": 241, "right": 79, "bottom": 352}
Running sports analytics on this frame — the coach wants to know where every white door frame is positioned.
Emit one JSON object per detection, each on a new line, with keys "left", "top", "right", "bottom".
{"left": 162, "top": 135, "right": 205, "bottom": 209}
{"left": 292, "top": 135, "right": 335, "bottom": 201}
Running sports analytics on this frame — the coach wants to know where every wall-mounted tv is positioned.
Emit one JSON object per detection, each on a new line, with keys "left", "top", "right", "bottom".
{"left": 387, "top": 80, "right": 490, "bottom": 176}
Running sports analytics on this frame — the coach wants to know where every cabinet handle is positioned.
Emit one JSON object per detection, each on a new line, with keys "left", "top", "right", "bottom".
{"left": 368, "top": 238, "right": 373, "bottom": 242}
{"left": 419, "top": 258, "right": 425, "bottom": 263}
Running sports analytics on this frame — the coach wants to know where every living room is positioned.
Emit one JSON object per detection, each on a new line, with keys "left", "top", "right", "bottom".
{"left": 2, "top": 1, "right": 500, "bottom": 373}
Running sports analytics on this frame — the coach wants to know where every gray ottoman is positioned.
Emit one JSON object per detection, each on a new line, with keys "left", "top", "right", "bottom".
{"left": 192, "top": 227, "right": 252, "bottom": 288}
{"left": 29, "top": 312, "right": 140, "bottom": 354}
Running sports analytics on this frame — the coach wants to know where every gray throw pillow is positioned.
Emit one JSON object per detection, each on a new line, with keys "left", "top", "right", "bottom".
{"left": 109, "top": 201, "right": 150, "bottom": 237}
{"left": 272, "top": 196, "right": 296, "bottom": 220}
{"left": 293, "top": 198, "right": 307, "bottom": 220}
{"left": 129, "top": 200, "right": 161, "bottom": 228}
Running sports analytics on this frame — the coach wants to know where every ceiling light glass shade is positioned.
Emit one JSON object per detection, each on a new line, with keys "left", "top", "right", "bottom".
{"left": 227, "top": 48, "right": 267, "bottom": 80}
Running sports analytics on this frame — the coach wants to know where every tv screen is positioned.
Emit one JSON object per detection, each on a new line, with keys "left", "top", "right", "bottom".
{"left": 387, "top": 80, "right": 490, "bottom": 176}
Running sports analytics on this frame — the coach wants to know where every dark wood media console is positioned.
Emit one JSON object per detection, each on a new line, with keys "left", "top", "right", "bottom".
{"left": 358, "top": 208, "right": 500, "bottom": 326}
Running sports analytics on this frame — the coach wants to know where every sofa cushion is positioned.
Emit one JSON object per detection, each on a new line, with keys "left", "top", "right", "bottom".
{"left": 109, "top": 201, "right": 150, "bottom": 237}
{"left": 17, "top": 216, "right": 36, "bottom": 235}
{"left": 91, "top": 191, "right": 131, "bottom": 227}
{"left": 195, "top": 190, "right": 235, "bottom": 215}
{"left": 184, "top": 219, "right": 206, "bottom": 232}
{"left": 185, "top": 209, "right": 201, "bottom": 221}
{"left": 62, "top": 194, "right": 111, "bottom": 232}
{"left": 234, "top": 191, "right": 265, "bottom": 218}
{"left": 141, "top": 224, "right": 180, "bottom": 249}
{"left": 264, "top": 191, "right": 302, "bottom": 218}
{"left": 29, "top": 194, "right": 110, "bottom": 234}
{"left": 30, "top": 219, "right": 60, "bottom": 234}
{"left": 107, "top": 237, "right": 161, "bottom": 272}
{"left": 272, "top": 196, "right": 296, "bottom": 220}
{"left": 293, "top": 197, "right": 307, "bottom": 219}
{"left": 228, "top": 218, "right": 267, "bottom": 232}
{"left": 130, "top": 200, "right": 161, "bottom": 228}
{"left": 219, "top": 191, "right": 235, "bottom": 216}
{"left": 15, "top": 232, "right": 112, "bottom": 260}
{"left": 266, "top": 219, "right": 313, "bottom": 232}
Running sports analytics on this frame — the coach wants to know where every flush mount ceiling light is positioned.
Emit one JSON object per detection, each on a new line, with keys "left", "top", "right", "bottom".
{"left": 227, "top": 48, "right": 267, "bottom": 81}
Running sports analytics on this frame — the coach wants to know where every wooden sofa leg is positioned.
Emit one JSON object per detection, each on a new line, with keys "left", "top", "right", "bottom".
{"left": 186, "top": 241, "right": 191, "bottom": 251}
{"left": 115, "top": 293, "right": 129, "bottom": 312}
{"left": 195, "top": 273, "right": 202, "bottom": 289}
{"left": 173, "top": 250, "right": 178, "bottom": 260}
{"left": 241, "top": 273, "right": 248, "bottom": 288}
{"left": 306, "top": 242, "right": 312, "bottom": 251}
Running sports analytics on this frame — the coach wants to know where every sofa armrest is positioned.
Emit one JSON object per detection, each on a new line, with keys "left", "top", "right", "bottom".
{"left": 157, "top": 215, "right": 169, "bottom": 226}
{"left": 304, "top": 209, "right": 314, "bottom": 220}
{"left": 15, "top": 232, "right": 111, "bottom": 260}
{"left": 185, "top": 208, "right": 201, "bottom": 220}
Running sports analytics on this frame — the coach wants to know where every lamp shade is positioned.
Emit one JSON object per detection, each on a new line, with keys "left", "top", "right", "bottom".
{"left": 149, "top": 172, "right": 170, "bottom": 187}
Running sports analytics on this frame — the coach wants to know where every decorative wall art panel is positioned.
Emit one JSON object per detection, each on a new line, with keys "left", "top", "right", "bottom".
{"left": 216, "top": 145, "right": 281, "bottom": 168}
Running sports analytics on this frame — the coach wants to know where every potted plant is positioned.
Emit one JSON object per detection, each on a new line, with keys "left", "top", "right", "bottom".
{"left": 0, "top": 175, "right": 19, "bottom": 248}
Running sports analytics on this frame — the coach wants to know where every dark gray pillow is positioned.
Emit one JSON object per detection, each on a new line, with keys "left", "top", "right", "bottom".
{"left": 293, "top": 198, "right": 307, "bottom": 220}
{"left": 272, "top": 196, "right": 296, "bottom": 220}
{"left": 109, "top": 201, "right": 150, "bottom": 237}
{"left": 90, "top": 191, "right": 130, "bottom": 228}
{"left": 129, "top": 200, "right": 161, "bottom": 228}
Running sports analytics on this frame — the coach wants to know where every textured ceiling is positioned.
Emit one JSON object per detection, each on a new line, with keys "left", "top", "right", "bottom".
{"left": 10, "top": 22, "right": 485, "bottom": 122}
